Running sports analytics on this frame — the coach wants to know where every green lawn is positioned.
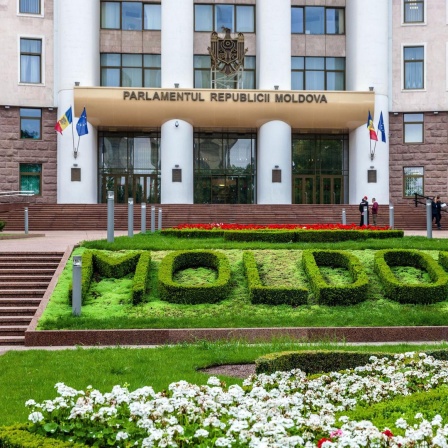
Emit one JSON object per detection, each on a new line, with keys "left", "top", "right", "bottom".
{"left": 1, "top": 341, "right": 447, "bottom": 427}
{"left": 37, "top": 232, "right": 448, "bottom": 329}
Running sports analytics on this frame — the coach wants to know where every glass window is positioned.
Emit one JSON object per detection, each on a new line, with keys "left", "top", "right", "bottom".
{"left": 326, "top": 8, "right": 345, "bottom": 34}
{"left": 291, "top": 7, "right": 304, "bottom": 34}
{"left": 101, "top": 2, "right": 121, "bottom": 29}
{"left": 404, "top": 0, "right": 424, "bottom": 23}
{"left": 122, "top": 2, "right": 142, "bottom": 30}
{"left": 19, "top": 0, "right": 41, "bottom": 14}
{"left": 404, "top": 113, "right": 424, "bottom": 143}
{"left": 20, "top": 108, "right": 41, "bottom": 139}
{"left": 195, "top": 4, "right": 213, "bottom": 31}
{"left": 194, "top": 55, "right": 212, "bottom": 88}
{"left": 143, "top": 54, "right": 161, "bottom": 87}
{"left": 194, "top": 55, "right": 255, "bottom": 89}
{"left": 20, "top": 38, "right": 42, "bottom": 83}
{"left": 215, "top": 4, "right": 234, "bottom": 32}
{"left": 292, "top": 57, "right": 345, "bottom": 91}
{"left": 236, "top": 6, "right": 255, "bottom": 33}
{"left": 101, "top": 53, "right": 160, "bottom": 87}
{"left": 144, "top": 4, "right": 161, "bottom": 30}
{"left": 404, "top": 46, "right": 424, "bottom": 89}
{"left": 403, "top": 166, "right": 424, "bottom": 197}
{"left": 195, "top": 4, "right": 255, "bottom": 32}
{"left": 305, "top": 7, "right": 324, "bottom": 34}
{"left": 20, "top": 163, "right": 42, "bottom": 195}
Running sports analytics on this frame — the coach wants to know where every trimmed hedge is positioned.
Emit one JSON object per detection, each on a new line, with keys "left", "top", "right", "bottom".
{"left": 255, "top": 349, "right": 448, "bottom": 375}
{"left": 374, "top": 249, "right": 448, "bottom": 304}
{"left": 0, "top": 220, "right": 5, "bottom": 232}
{"left": 0, "top": 424, "right": 86, "bottom": 447}
{"left": 302, "top": 250, "right": 369, "bottom": 306}
{"left": 243, "top": 251, "right": 308, "bottom": 305}
{"left": 161, "top": 228, "right": 404, "bottom": 242}
{"left": 69, "top": 250, "right": 151, "bottom": 305}
{"left": 158, "top": 250, "right": 231, "bottom": 304}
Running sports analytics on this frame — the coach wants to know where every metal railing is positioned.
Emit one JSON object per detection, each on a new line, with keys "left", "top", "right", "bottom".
{"left": 414, "top": 193, "right": 448, "bottom": 215}
{"left": 0, "top": 190, "right": 34, "bottom": 197}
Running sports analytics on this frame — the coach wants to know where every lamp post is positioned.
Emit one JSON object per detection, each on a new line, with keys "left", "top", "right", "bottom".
{"left": 426, "top": 199, "right": 432, "bottom": 239}
{"left": 24, "top": 207, "right": 29, "bottom": 234}
{"left": 141, "top": 202, "right": 146, "bottom": 233}
{"left": 158, "top": 208, "right": 162, "bottom": 231}
{"left": 72, "top": 255, "right": 82, "bottom": 316}
{"left": 107, "top": 190, "right": 114, "bottom": 243}
{"left": 151, "top": 206, "right": 155, "bottom": 233}
{"left": 128, "top": 198, "right": 134, "bottom": 237}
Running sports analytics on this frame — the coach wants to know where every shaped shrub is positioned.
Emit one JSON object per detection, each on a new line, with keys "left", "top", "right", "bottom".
{"left": 158, "top": 250, "right": 231, "bottom": 304}
{"left": 243, "top": 251, "right": 308, "bottom": 305}
{"left": 374, "top": 249, "right": 448, "bottom": 304}
{"left": 302, "top": 250, "right": 368, "bottom": 306}
{"left": 69, "top": 250, "right": 151, "bottom": 305}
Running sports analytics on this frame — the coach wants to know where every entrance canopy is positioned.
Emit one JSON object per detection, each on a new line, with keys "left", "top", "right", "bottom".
{"left": 74, "top": 87, "right": 374, "bottom": 131}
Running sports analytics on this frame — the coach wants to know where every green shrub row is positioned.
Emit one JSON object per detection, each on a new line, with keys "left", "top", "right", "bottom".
{"left": 374, "top": 249, "right": 448, "bottom": 304}
{"left": 0, "top": 424, "right": 86, "bottom": 448}
{"left": 243, "top": 251, "right": 308, "bottom": 306}
{"left": 0, "top": 220, "right": 5, "bottom": 232}
{"left": 69, "top": 250, "right": 150, "bottom": 306}
{"left": 161, "top": 228, "right": 404, "bottom": 242}
{"left": 158, "top": 250, "right": 231, "bottom": 304}
{"left": 302, "top": 250, "right": 369, "bottom": 306}
{"left": 255, "top": 349, "right": 448, "bottom": 375}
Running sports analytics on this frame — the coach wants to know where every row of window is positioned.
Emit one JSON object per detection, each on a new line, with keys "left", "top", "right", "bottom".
{"left": 17, "top": 0, "right": 426, "bottom": 27}
{"left": 18, "top": 34, "right": 426, "bottom": 91}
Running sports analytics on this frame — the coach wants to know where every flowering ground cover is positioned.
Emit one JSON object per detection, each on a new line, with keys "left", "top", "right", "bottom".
{"left": 25, "top": 352, "right": 448, "bottom": 447}
{"left": 172, "top": 223, "right": 391, "bottom": 231}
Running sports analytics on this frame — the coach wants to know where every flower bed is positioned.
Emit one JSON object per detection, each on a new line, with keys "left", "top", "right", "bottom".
{"left": 22, "top": 352, "right": 448, "bottom": 447}
{"left": 172, "top": 223, "right": 392, "bottom": 231}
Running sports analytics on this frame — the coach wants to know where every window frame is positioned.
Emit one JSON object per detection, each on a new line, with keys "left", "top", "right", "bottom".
{"left": 19, "top": 37, "right": 43, "bottom": 84}
{"left": 291, "top": 56, "right": 346, "bottom": 91}
{"left": 403, "top": 113, "right": 424, "bottom": 144}
{"left": 20, "top": 108, "right": 42, "bottom": 140}
{"left": 18, "top": 0, "right": 43, "bottom": 16}
{"left": 403, "top": 0, "right": 425, "bottom": 24}
{"left": 402, "top": 44, "right": 425, "bottom": 90}
{"left": 194, "top": 4, "right": 256, "bottom": 33}
{"left": 100, "top": 2, "right": 161, "bottom": 31}
{"left": 100, "top": 53, "right": 161, "bottom": 88}
{"left": 403, "top": 166, "right": 424, "bottom": 198}
{"left": 291, "top": 6, "right": 345, "bottom": 35}
{"left": 19, "top": 163, "right": 42, "bottom": 196}
{"left": 194, "top": 54, "right": 256, "bottom": 89}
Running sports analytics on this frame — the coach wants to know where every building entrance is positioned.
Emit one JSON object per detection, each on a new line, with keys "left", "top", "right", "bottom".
{"left": 292, "top": 134, "right": 348, "bottom": 205}
{"left": 292, "top": 175, "right": 343, "bottom": 204}
{"left": 101, "top": 174, "right": 159, "bottom": 204}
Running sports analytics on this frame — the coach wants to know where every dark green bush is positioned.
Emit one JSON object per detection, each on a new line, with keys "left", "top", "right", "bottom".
{"left": 0, "top": 220, "right": 5, "bottom": 232}
{"left": 93, "top": 251, "right": 141, "bottom": 278}
{"left": 302, "top": 250, "right": 369, "bottom": 306}
{"left": 374, "top": 249, "right": 448, "bottom": 304}
{"left": 132, "top": 251, "right": 151, "bottom": 304}
{"left": 0, "top": 424, "right": 86, "bottom": 447}
{"left": 158, "top": 250, "right": 231, "bottom": 304}
{"left": 255, "top": 350, "right": 395, "bottom": 375}
{"left": 243, "top": 251, "right": 308, "bottom": 305}
{"left": 161, "top": 229, "right": 224, "bottom": 238}
{"left": 225, "top": 230, "right": 297, "bottom": 243}
{"left": 255, "top": 349, "right": 448, "bottom": 375}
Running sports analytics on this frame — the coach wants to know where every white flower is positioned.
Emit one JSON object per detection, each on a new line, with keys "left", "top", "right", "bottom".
{"left": 116, "top": 431, "right": 128, "bottom": 441}
{"left": 28, "top": 411, "right": 44, "bottom": 423}
{"left": 194, "top": 428, "right": 209, "bottom": 438}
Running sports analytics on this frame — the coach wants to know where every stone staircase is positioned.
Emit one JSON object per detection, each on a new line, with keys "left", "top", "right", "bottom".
{"left": 0, "top": 202, "right": 434, "bottom": 231}
{"left": 0, "top": 252, "right": 64, "bottom": 345}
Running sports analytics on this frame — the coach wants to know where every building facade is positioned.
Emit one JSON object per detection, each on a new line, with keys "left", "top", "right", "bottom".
{"left": 0, "top": 0, "right": 445, "bottom": 207}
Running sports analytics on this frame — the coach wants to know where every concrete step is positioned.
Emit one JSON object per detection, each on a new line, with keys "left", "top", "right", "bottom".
{"left": 0, "top": 306, "right": 37, "bottom": 315}
{"left": 0, "top": 276, "right": 53, "bottom": 282}
{"left": 0, "top": 290, "right": 46, "bottom": 298}
{"left": 0, "top": 298, "right": 42, "bottom": 306}
{"left": 0, "top": 326, "right": 29, "bottom": 336}
{"left": 0, "top": 282, "right": 50, "bottom": 289}
{"left": 0, "top": 269, "right": 57, "bottom": 275}
{"left": 0, "top": 335, "right": 26, "bottom": 346}
{"left": 0, "top": 316, "right": 33, "bottom": 326}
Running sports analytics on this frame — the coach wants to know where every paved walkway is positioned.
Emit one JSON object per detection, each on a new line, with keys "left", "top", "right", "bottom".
{"left": 1, "top": 229, "right": 448, "bottom": 252}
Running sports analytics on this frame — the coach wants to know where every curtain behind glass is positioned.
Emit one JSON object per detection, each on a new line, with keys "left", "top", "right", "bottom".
{"left": 20, "top": 0, "right": 40, "bottom": 14}
{"left": 122, "top": 2, "right": 142, "bottom": 30}
{"left": 236, "top": 6, "right": 254, "bottom": 32}
{"left": 291, "top": 7, "right": 304, "bottom": 33}
{"left": 195, "top": 5, "right": 213, "bottom": 31}
{"left": 101, "top": 2, "right": 120, "bottom": 29}
{"left": 305, "top": 7, "right": 324, "bottom": 34}
{"left": 144, "top": 4, "right": 161, "bottom": 30}
{"left": 404, "top": 2, "right": 423, "bottom": 22}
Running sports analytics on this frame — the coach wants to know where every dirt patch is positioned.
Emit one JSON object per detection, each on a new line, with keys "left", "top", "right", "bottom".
{"left": 200, "top": 363, "right": 256, "bottom": 379}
